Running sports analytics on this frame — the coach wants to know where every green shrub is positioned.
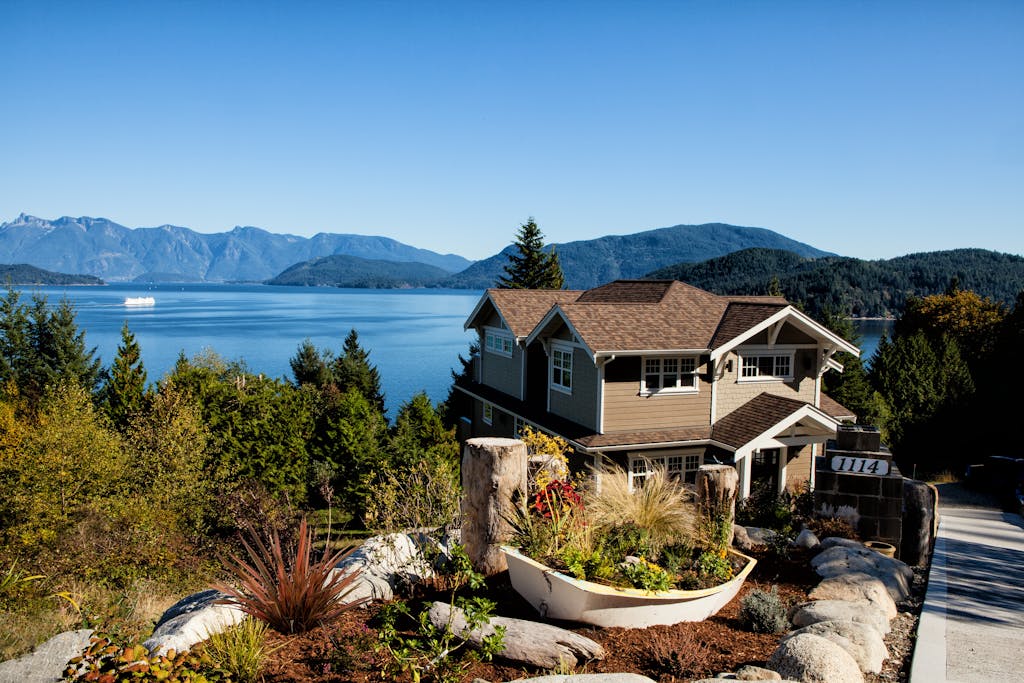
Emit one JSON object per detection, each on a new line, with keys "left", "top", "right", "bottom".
{"left": 696, "top": 551, "right": 733, "bottom": 584}
{"left": 739, "top": 586, "right": 789, "bottom": 633}
{"left": 204, "top": 618, "right": 274, "bottom": 683}
{"left": 216, "top": 517, "right": 366, "bottom": 634}
{"left": 620, "top": 558, "right": 673, "bottom": 592}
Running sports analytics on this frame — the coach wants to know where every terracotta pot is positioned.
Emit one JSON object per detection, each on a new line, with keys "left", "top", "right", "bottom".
{"left": 864, "top": 540, "right": 896, "bottom": 558}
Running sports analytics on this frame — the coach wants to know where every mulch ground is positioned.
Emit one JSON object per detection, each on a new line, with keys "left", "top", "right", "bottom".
{"left": 261, "top": 547, "right": 924, "bottom": 682}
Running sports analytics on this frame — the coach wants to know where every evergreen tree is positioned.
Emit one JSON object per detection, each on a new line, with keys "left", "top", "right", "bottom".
{"left": 390, "top": 392, "right": 459, "bottom": 471}
{"left": 441, "top": 340, "right": 478, "bottom": 428}
{"left": 333, "top": 329, "right": 385, "bottom": 413}
{"left": 819, "top": 309, "right": 886, "bottom": 427}
{"left": 0, "top": 287, "right": 31, "bottom": 387}
{"left": 290, "top": 338, "right": 333, "bottom": 387}
{"left": 100, "top": 322, "right": 148, "bottom": 431}
{"left": 497, "top": 218, "right": 565, "bottom": 289}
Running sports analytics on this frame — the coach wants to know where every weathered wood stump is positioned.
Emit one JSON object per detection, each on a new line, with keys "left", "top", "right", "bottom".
{"left": 427, "top": 601, "right": 606, "bottom": 668}
{"left": 697, "top": 464, "right": 739, "bottom": 545}
{"left": 461, "top": 437, "right": 528, "bottom": 575}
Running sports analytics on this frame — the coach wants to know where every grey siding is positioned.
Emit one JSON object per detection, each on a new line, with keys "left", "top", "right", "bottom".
{"left": 548, "top": 345, "right": 598, "bottom": 430}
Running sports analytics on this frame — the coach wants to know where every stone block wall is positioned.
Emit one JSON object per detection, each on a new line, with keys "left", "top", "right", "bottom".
{"left": 815, "top": 460, "right": 904, "bottom": 554}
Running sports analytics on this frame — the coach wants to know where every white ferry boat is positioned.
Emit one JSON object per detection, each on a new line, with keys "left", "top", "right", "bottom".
{"left": 123, "top": 296, "right": 156, "bottom": 307}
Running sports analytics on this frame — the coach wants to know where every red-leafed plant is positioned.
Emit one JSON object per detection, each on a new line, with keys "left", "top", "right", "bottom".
{"left": 216, "top": 517, "right": 366, "bottom": 634}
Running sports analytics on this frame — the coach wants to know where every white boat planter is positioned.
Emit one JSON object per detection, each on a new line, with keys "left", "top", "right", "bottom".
{"left": 502, "top": 545, "right": 757, "bottom": 628}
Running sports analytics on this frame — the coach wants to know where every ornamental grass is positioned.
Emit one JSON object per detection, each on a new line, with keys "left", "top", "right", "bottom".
{"left": 216, "top": 517, "right": 366, "bottom": 634}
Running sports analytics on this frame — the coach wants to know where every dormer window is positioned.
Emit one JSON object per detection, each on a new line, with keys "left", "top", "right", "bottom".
{"left": 739, "top": 352, "right": 794, "bottom": 382}
{"left": 484, "top": 328, "right": 514, "bottom": 357}
{"left": 641, "top": 356, "right": 698, "bottom": 395}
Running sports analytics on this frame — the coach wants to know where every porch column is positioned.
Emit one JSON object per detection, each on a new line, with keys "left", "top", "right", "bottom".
{"left": 735, "top": 448, "right": 752, "bottom": 499}
{"left": 777, "top": 447, "right": 788, "bottom": 495}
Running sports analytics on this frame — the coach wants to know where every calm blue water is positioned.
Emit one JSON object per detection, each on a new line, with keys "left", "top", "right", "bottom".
{"left": 16, "top": 284, "right": 481, "bottom": 416}
{"left": 12, "top": 283, "right": 892, "bottom": 414}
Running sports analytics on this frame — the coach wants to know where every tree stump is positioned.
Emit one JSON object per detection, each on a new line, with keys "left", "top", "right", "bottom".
{"left": 697, "top": 464, "right": 739, "bottom": 545}
{"left": 461, "top": 437, "right": 528, "bottom": 575}
{"left": 427, "top": 601, "right": 605, "bottom": 668}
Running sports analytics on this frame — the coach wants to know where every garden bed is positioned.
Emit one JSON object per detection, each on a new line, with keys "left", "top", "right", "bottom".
{"left": 257, "top": 545, "right": 924, "bottom": 682}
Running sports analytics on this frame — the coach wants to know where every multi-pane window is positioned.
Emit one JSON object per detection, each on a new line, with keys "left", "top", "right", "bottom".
{"left": 629, "top": 452, "right": 703, "bottom": 489}
{"left": 482, "top": 402, "right": 493, "bottom": 425}
{"left": 740, "top": 353, "right": 793, "bottom": 380}
{"left": 642, "top": 356, "right": 698, "bottom": 393}
{"left": 484, "top": 330, "right": 513, "bottom": 357}
{"left": 551, "top": 346, "right": 573, "bottom": 392}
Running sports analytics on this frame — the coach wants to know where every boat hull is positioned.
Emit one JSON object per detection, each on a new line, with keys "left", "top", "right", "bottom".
{"left": 502, "top": 546, "right": 756, "bottom": 628}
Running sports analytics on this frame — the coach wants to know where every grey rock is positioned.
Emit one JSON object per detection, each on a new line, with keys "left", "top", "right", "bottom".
{"left": 819, "top": 537, "right": 867, "bottom": 551}
{"left": 902, "top": 479, "right": 937, "bottom": 566}
{"left": 0, "top": 629, "right": 94, "bottom": 683}
{"left": 513, "top": 676, "right": 657, "bottom": 683}
{"left": 792, "top": 528, "right": 820, "bottom": 550}
{"left": 790, "top": 599, "right": 891, "bottom": 634}
{"left": 787, "top": 620, "right": 888, "bottom": 674}
{"left": 810, "top": 545, "right": 913, "bottom": 602}
{"left": 745, "top": 526, "right": 776, "bottom": 545}
{"left": 736, "top": 664, "right": 783, "bottom": 679}
{"left": 768, "top": 632, "right": 865, "bottom": 683}
{"left": 143, "top": 590, "right": 245, "bottom": 655}
{"left": 733, "top": 524, "right": 755, "bottom": 551}
{"left": 332, "top": 531, "right": 453, "bottom": 605}
{"left": 808, "top": 572, "right": 897, "bottom": 619}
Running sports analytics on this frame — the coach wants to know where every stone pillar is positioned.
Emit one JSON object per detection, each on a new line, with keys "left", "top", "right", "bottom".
{"left": 461, "top": 437, "right": 528, "bottom": 575}
{"left": 901, "top": 478, "right": 938, "bottom": 566}
{"left": 697, "top": 464, "right": 739, "bottom": 546}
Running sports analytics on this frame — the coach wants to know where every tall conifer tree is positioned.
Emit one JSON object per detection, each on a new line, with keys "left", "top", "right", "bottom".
{"left": 497, "top": 218, "right": 565, "bottom": 289}
{"left": 100, "top": 322, "right": 148, "bottom": 431}
{"left": 333, "top": 329, "right": 385, "bottom": 413}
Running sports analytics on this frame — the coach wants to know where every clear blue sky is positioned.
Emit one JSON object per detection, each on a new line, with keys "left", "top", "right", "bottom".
{"left": 2, "top": 1, "right": 1021, "bottom": 260}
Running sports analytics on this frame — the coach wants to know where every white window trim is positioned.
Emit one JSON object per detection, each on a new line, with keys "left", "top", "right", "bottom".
{"left": 737, "top": 350, "right": 796, "bottom": 383}
{"left": 627, "top": 451, "right": 703, "bottom": 491}
{"left": 483, "top": 326, "right": 514, "bottom": 358}
{"left": 640, "top": 355, "right": 699, "bottom": 396}
{"left": 550, "top": 343, "right": 573, "bottom": 394}
{"left": 482, "top": 402, "right": 493, "bottom": 426}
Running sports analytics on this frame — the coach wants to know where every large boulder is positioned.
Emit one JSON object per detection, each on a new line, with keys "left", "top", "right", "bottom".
{"left": 331, "top": 531, "right": 455, "bottom": 605}
{"left": 808, "top": 572, "right": 897, "bottom": 619}
{"left": 0, "top": 629, "right": 93, "bottom": 683}
{"left": 786, "top": 620, "right": 888, "bottom": 674}
{"left": 143, "top": 589, "right": 245, "bottom": 655}
{"left": 510, "top": 676, "right": 656, "bottom": 683}
{"left": 790, "top": 599, "right": 890, "bottom": 634}
{"left": 768, "top": 632, "right": 864, "bottom": 683}
{"left": 810, "top": 544, "right": 913, "bottom": 602}
{"left": 736, "top": 664, "right": 784, "bottom": 679}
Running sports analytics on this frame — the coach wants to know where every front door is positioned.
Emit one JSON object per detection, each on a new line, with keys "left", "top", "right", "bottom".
{"left": 751, "top": 448, "right": 780, "bottom": 493}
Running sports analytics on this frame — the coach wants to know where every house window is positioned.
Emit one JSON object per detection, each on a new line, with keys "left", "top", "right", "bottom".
{"left": 482, "top": 402, "right": 493, "bottom": 426}
{"left": 642, "top": 356, "right": 698, "bottom": 394}
{"left": 551, "top": 345, "right": 573, "bottom": 393}
{"left": 739, "top": 352, "right": 794, "bottom": 381}
{"left": 629, "top": 452, "right": 703, "bottom": 489}
{"left": 484, "top": 329, "right": 514, "bottom": 357}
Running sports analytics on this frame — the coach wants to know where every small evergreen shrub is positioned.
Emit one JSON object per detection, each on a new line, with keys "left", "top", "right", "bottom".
{"left": 739, "top": 586, "right": 789, "bottom": 633}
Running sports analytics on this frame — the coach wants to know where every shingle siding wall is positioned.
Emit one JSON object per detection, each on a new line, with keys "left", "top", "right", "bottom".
{"left": 479, "top": 341, "right": 522, "bottom": 398}
{"left": 785, "top": 445, "right": 814, "bottom": 491}
{"left": 716, "top": 347, "right": 817, "bottom": 419}
{"left": 602, "top": 356, "right": 712, "bottom": 432}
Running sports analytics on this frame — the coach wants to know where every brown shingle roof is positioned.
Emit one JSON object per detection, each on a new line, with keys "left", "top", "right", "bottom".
{"left": 485, "top": 289, "right": 583, "bottom": 338}
{"left": 557, "top": 281, "right": 785, "bottom": 353}
{"left": 711, "top": 393, "right": 814, "bottom": 449}
{"left": 819, "top": 392, "right": 856, "bottom": 421}
{"left": 710, "top": 302, "right": 788, "bottom": 348}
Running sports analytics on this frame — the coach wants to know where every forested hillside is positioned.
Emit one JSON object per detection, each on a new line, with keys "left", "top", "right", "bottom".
{"left": 647, "top": 248, "right": 1024, "bottom": 317}
{"left": 0, "top": 263, "right": 104, "bottom": 285}
{"left": 443, "top": 223, "right": 830, "bottom": 289}
{"left": 267, "top": 254, "right": 450, "bottom": 288}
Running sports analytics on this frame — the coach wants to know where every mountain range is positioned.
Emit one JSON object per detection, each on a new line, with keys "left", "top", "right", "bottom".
{"left": 440, "top": 223, "right": 831, "bottom": 289}
{"left": 0, "top": 214, "right": 472, "bottom": 283}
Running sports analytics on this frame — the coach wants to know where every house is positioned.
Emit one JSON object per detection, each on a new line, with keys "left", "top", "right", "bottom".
{"left": 453, "top": 279, "right": 859, "bottom": 498}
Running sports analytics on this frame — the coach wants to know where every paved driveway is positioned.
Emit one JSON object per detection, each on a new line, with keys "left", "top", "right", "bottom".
{"left": 910, "top": 484, "right": 1024, "bottom": 682}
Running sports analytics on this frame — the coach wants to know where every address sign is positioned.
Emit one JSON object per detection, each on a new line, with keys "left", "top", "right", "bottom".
{"left": 830, "top": 456, "right": 890, "bottom": 477}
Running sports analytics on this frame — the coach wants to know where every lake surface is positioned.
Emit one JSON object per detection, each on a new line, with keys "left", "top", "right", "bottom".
{"left": 14, "top": 283, "right": 892, "bottom": 414}
{"left": 17, "top": 284, "right": 481, "bottom": 416}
